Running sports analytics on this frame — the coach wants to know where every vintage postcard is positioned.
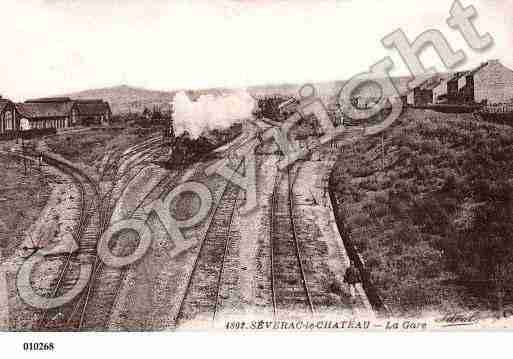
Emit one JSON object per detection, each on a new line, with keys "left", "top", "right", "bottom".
{"left": 1, "top": 0, "right": 513, "bottom": 355}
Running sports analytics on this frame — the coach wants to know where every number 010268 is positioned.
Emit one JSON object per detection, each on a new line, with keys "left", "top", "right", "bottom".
{"left": 23, "top": 342, "right": 55, "bottom": 351}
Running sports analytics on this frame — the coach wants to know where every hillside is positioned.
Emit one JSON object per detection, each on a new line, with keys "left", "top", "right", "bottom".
{"left": 330, "top": 109, "right": 513, "bottom": 316}
{"left": 251, "top": 77, "right": 417, "bottom": 102}
{"left": 63, "top": 85, "right": 177, "bottom": 115}
{"left": 61, "top": 77, "right": 416, "bottom": 115}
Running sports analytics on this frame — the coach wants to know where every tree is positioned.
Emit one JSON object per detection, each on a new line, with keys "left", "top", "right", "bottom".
{"left": 151, "top": 105, "right": 162, "bottom": 120}
{"left": 142, "top": 107, "right": 151, "bottom": 120}
{"left": 254, "top": 96, "right": 289, "bottom": 120}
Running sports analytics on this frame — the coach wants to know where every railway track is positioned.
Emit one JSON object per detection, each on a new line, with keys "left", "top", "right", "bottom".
{"left": 75, "top": 165, "right": 173, "bottom": 330}
{"left": 35, "top": 154, "right": 101, "bottom": 330}
{"left": 174, "top": 170, "right": 241, "bottom": 326}
{"left": 100, "top": 136, "right": 162, "bottom": 181}
{"left": 32, "top": 130, "right": 253, "bottom": 330}
{"left": 173, "top": 133, "right": 259, "bottom": 327}
{"left": 97, "top": 135, "right": 166, "bottom": 232}
{"left": 23, "top": 136, "right": 163, "bottom": 330}
{"left": 77, "top": 132, "right": 251, "bottom": 330}
{"left": 67, "top": 140, "right": 166, "bottom": 330}
{"left": 173, "top": 127, "right": 317, "bottom": 325}
{"left": 269, "top": 165, "right": 314, "bottom": 317}
{"left": 101, "top": 145, "right": 161, "bottom": 185}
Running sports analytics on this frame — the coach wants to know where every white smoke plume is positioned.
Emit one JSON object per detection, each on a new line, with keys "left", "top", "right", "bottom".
{"left": 172, "top": 89, "right": 256, "bottom": 139}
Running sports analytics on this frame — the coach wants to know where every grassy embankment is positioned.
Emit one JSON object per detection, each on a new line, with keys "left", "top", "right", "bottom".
{"left": 44, "top": 127, "right": 160, "bottom": 173}
{"left": 330, "top": 109, "right": 513, "bottom": 316}
{"left": 0, "top": 155, "right": 50, "bottom": 258}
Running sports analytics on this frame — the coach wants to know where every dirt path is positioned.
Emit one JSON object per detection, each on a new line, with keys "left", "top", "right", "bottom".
{"left": 1, "top": 154, "right": 83, "bottom": 329}
{"left": 293, "top": 149, "right": 374, "bottom": 318}
{"left": 0, "top": 249, "right": 9, "bottom": 330}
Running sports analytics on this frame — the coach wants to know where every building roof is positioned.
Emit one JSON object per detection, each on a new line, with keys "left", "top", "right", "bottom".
{"left": 17, "top": 101, "right": 74, "bottom": 119}
{"left": 447, "top": 71, "right": 466, "bottom": 83}
{"left": 468, "top": 61, "right": 492, "bottom": 76}
{"left": 416, "top": 73, "right": 450, "bottom": 91}
{"left": 447, "top": 61, "right": 492, "bottom": 83}
{"left": 73, "top": 101, "right": 111, "bottom": 116}
{"left": 420, "top": 81, "right": 441, "bottom": 91}
{"left": 25, "top": 97, "right": 72, "bottom": 103}
{"left": 16, "top": 97, "right": 110, "bottom": 119}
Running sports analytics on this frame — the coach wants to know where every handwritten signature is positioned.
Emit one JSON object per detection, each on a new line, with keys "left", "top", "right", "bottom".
{"left": 435, "top": 312, "right": 480, "bottom": 327}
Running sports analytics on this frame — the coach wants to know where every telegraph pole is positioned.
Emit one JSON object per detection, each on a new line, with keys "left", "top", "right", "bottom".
{"left": 21, "top": 133, "right": 27, "bottom": 176}
{"left": 381, "top": 133, "right": 385, "bottom": 171}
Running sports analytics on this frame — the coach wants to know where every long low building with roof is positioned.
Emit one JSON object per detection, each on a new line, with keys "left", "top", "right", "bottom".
{"left": 0, "top": 95, "right": 113, "bottom": 134}
{"left": 14, "top": 97, "right": 112, "bottom": 131}
{"left": 17, "top": 97, "right": 74, "bottom": 130}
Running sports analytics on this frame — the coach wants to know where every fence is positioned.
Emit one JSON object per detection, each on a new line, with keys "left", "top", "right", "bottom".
{"left": 0, "top": 131, "right": 18, "bottom": 141}
{"left": 0, "top": 128, "right": 57, "bottom": 142}
{"left": 481, "top": 102, "right": 513, "bottom": 114}
{"left": 479, "top": 103, "right": 513, "bottom": 124}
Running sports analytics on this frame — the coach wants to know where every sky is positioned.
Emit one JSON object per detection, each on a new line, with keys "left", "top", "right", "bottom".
{"left": 0, "top": 0, "right": 512, "bottom": 101}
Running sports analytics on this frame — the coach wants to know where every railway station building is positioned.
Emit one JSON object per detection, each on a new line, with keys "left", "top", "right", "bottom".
{"left": 0, "top": 97, "right": 19, "bottom": 134}
{"left": 15, "top": 97, "right": 112, "bottom": 130}
{"left": 71, "top": 100, "right": 112, "bottom": 126}
{"left": 16, "top": 97, "right": 74, "bottom": 130}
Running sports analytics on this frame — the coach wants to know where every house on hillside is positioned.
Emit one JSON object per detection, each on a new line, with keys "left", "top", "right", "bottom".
{"left": 472, "top": 60, "right": 513, "bottom": 104}
{"left": 16, "top": 97, "right": 74, "bottom": 130}
{"left": 433, "top": 80, "right": 448, "bottom": 104}
{"left": 0, "top": 97, "right": 19, "bottom": 134}
{"left": 434, "top": 60, "right": 513, "bottom": 105}
{"left": 407, "top": 81, "right": 437, "bottom": 107}
{"left": 71, "top": 100, "right": 111, "bottom": 126}
{"left": 443, "top": 63, "right": 489, "bottom": 104}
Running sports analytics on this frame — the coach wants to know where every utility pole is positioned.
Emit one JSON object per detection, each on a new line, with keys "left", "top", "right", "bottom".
{"left": 309, "top": 190, "right": 318, "bottom": 206}
{"left": 12, "top": 107, "right": 18, "bottom": 144}
{"left": 381, "top": 133, "right": 385, "bottom": 171}
{"left": 21, "top": 134, "right": 27, "bottom": 176}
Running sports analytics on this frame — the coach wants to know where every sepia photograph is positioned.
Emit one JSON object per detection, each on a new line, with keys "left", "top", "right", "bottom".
{"left": 0, "top": 0, "right": 513, "bottom": 356}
